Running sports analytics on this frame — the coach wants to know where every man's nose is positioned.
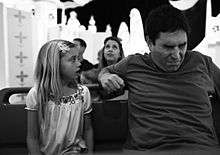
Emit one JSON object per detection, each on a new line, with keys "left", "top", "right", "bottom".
{"left": 171, "top": 48, "right": 181, "bottom": 60}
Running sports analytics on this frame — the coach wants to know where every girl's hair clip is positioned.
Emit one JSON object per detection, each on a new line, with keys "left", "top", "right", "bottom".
{"left": 57, "top": 42, "right": 70, "bottom": 54}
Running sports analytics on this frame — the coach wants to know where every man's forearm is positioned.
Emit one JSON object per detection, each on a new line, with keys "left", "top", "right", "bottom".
{"left": 98, "top": 67, "right": 111, "bottom": 82}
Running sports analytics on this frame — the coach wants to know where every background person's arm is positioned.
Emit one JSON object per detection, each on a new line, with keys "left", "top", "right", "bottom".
{"left": 98, "top": 56, "right": 130, "bottom": 93}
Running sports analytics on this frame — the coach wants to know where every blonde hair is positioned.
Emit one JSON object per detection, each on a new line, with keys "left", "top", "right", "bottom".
{"left": 34, "top": 39, "right": 77, "bottom": 119}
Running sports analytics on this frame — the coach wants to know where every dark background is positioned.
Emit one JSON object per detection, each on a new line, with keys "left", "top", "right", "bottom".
{"left": 59, "top": 0, "right": 169, "bottom": 35}
{"left": 59, "top": 0, "right": 220, "bottom": 50}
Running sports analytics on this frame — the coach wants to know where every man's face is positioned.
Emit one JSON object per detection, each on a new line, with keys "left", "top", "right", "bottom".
{"left": 148, "top": 30, "right": 187, "bottom": 72}
{"left": 73, "top": 40, "right": 85, "bottom": 62}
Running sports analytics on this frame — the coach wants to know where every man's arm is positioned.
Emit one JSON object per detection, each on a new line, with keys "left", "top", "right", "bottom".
{"left": 98, "top": 56, "right": 130, "bottom": 93}
{"left": 98, "top": 67, "right": 125, "bottom": 93}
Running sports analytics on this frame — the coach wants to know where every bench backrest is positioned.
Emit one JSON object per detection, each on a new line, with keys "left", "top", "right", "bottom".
{"left": 0, "top": 86, "right": 128, "bottom": 151}
{"left": 1, "top": 86, "right": 220, "bottom": 151}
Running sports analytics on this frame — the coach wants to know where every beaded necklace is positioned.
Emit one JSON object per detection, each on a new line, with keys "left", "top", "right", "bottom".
{"left": 50, "top": 85, "right": 84, "bottom": 105}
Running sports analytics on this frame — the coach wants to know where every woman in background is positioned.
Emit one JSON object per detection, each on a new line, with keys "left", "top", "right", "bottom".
{"left": 81, "top": 36, "right": 125, "bottom": 84}
{"left": 80, "top": 36, "right": 125, "bottom": 100}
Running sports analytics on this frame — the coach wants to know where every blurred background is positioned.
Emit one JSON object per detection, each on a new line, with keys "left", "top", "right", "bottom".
{"left": 0, "top": 0, "right": 220, "bottom": 95}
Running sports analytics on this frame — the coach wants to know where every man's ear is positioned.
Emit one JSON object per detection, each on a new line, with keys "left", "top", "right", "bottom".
{"left": 145, "top": 35, "right": 153, "bottom": 51}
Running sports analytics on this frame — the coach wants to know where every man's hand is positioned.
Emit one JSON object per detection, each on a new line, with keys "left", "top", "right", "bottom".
{"left": 100, "top": 73, "right": 125, "bottom": 93}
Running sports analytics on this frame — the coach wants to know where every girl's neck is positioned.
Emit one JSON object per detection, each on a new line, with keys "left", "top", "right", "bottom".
{"left": 61, "top": 80, "right": 78, "bottom": 96}
{"left": 61, "top": 78, "right": 77, "bottom": 87}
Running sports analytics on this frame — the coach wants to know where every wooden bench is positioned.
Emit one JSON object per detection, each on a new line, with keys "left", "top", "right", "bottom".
{"left": 0, "top": 86, "right": 220, "bottom": 154}
{"left": 0, "top": 86, "right": 128, "bottom": 154}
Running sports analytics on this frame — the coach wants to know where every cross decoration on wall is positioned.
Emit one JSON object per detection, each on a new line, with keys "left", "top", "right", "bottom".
{"left": 16, "top": 93, "right": 27, "bottom": 102}
{"left": 16, "top": 71, "right": 28, "bottom": 86}
{"left": 213, "top": 25, "right": 220, "bottom": 32}
{"left": 15, "top": 51, "right": 28, "bottom": 66}
{"left": 14, "top": 10, "right": 25, "bottom": 24}
{"left": 14, "top": 32, "right": 27, "bottom": 44}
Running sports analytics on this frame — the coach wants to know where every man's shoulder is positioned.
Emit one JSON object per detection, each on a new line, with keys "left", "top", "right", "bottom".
{"left": 188, "top": 50, "right": 208, "bottom": 57}
{"left": 126, "top": 53, "right": 150, "bottom": 66}
{"left": 188, "top": 51, "right": 212, "bottom": 62}
{"left": 186, "top": 51, "right": 213, "bottom": 70}
{"left": 128, "top": 52, "right": 147, "bottom": 57}
{"left": 127, "top": 53, "right": 149, "bottom": 61}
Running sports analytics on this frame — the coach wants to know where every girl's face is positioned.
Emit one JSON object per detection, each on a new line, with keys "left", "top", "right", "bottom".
{"left": 103, "top": 40, "right": 121, "bottom": 64}
{"left": 60, "top": 47, "right": 81, "bottom": 82}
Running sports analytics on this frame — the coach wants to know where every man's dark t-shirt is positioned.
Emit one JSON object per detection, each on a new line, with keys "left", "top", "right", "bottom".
{"left": 104, "top": 51, "right": 220, "bottom": 150}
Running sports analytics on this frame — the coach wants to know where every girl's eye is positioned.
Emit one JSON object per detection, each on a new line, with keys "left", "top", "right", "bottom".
{"left": 70, "top": 56, "right": 78, "bottom": 63}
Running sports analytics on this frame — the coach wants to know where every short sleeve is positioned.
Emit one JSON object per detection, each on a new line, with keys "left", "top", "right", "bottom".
{"left": 104, "top": 55, "right": 132, "bottom": 79}
{"left": 25, "top": 87, "right": 38, "bottom": 111}
{"left": 82, "top": 85, "right": 92, "bottom": 114}
{"left": 213, "top": 62, "right": 220, "bottom": 100}
{"left": 203, "top": 53, "right": 220, "bottom": 97}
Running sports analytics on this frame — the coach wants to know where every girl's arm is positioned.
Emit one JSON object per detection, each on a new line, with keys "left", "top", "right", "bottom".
{"left": 27, "top": 110, "right": 43, "bottom": 155}
{"left": 84, "top": 113, "right": 94, "bottom": 153}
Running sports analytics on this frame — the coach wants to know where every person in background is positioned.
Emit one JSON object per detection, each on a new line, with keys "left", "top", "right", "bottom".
{"left": 26, "top": 40, "right": 93, "bottom": 155}
{"left": 80, "top": 36, "right": 125, "bottom": 100}
{"left": 81, "top": 36, "right": 125, "bottom": 85}
{"left": 73, "top": 38, "right": 94, "bottom": 72}
{"left": 93, "top": 49, "right": 102, "bottom": 69}
{"left": 73, "top": 38, "right": 94, "bottom": 83}
{"left": 98, "top": 4, "right": 220, "bottom": 154}
{"left": 80, "top": 69, "right": 100, "bottom": 102}
{"left": 98, "top": 36, "right": 125, "bottom": 70}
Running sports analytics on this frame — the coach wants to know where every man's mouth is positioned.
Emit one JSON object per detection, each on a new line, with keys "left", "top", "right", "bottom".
{"left": 167, "top": 61, "right": 180, "bottom": 66}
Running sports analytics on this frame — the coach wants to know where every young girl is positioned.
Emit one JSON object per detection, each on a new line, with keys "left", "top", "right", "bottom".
{"left": 26, "top": 40, "right": 93, "bottom": 155}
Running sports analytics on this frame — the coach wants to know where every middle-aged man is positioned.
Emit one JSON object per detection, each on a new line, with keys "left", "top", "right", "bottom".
{"left": 73, "top": 38, "right": 94, "bottom": 72}
{"left": 73, "top": 38, "right": 95, "bottom": 83}
{"left": 98, "top": 4, "right": 220, "bottom": 154}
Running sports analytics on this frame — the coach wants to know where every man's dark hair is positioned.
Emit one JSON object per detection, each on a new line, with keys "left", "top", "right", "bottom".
{"left": 73, "top": 38, "right": 87, "bottom": 48}
{"left": 145, "top": 4, "right": 190, "bottom": 44}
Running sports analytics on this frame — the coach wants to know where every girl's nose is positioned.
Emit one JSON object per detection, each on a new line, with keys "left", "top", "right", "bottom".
{"left": 76, "top": 59, "right": 81, "bottom": 66}
{"left": 77, "top": 61, "right": 81, "bottom": 67}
